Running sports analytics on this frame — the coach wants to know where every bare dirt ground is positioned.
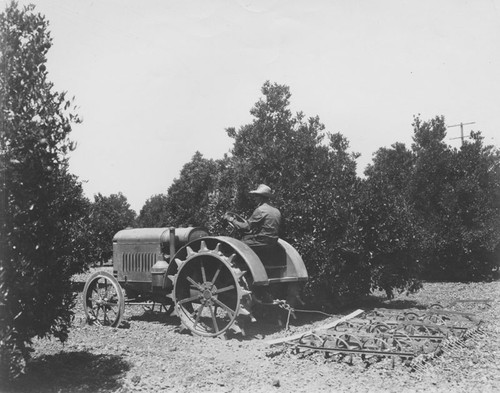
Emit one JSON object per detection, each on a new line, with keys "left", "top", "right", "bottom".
{"left": 5, "top": 268, "right": 500, "bottom": 393}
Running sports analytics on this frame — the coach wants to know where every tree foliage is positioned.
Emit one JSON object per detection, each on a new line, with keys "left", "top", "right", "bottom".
{"left": 137, "top": 193, "right": 169, "bottom": 227}
{"left": 140, "top": 82, "right": 499, "bottom": 307}
{"left": 141, "top": 82, "right": 374, "bottom": 303}
{"left": 410, "top": 117, "right": 500, "bottom": 280}
{"left": 361, "top": 116, "right": 500, "bottom": 284}
{"left": 88, "top": 193, "right": 136, "bottom": 264}
{"left": 361, "top": 143, "right": 423, "bottom": 298}
{"left": 210, "top": 81, "right": 371, "bottom": 304}
{"left": 163, "top": 151, "right": 218, "bottom": 227}
{"left": 0, "top": 2, "right": 92, "bottom": 379}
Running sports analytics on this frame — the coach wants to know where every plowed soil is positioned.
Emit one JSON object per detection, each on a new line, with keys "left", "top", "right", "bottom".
{"left": 5, "top": 267, "right": 500, "bottom": 393}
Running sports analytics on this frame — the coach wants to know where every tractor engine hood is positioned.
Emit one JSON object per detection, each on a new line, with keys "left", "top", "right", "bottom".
{"left": 113, "top": 227, "right": 209, "bottom": 251}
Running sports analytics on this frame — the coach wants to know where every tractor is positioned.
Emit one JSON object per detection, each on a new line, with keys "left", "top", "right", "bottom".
{"left": 82, "top": 213, "right": 308, "bottom": 337}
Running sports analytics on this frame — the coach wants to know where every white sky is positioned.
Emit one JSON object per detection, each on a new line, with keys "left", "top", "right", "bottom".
{"left": 9, "top": 0, "right": 500, "bottom": 213}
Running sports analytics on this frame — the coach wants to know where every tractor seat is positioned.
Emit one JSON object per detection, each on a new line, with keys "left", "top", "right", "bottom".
{"left": 250, "top": 242, "right": 287, "bottom": 270}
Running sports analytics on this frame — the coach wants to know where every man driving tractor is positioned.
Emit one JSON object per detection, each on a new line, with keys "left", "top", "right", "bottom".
{"left": 224, "top": 184, "right": 281, "bottom": 248}
{"left": 224, "top": 184, "right": 304, "bottom": 311}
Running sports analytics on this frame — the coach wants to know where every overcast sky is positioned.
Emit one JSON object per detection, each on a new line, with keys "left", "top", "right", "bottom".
{"left": 10, "top": 0, "right": 500, "bottom": 212}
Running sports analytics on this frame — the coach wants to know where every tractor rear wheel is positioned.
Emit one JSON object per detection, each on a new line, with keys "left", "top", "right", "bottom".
{"left": 172, "top": 241, "right": 252, "bottom": 337}
{"left": 83, "top": 271, "right": 125, "bottom": 327}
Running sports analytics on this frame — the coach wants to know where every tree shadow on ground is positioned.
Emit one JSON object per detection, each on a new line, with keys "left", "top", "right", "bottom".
{"left": 70, "top": 281, "right": 85, "bottom": 292}
{"left": 127, "top": 309, "right": 179, "bottom": 325}
{"left": 354, "top": 295, "right": 424, "bottom": 311}
{"left": 5, "top": 351, "right": 130, "bottom": 393}
{"left": 237, "top": 303, "right": 338, "bottom": 339}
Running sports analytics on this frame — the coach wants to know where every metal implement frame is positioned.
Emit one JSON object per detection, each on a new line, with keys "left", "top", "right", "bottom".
{"left": 268, "top": 299, "right": 491, "bottom": 370}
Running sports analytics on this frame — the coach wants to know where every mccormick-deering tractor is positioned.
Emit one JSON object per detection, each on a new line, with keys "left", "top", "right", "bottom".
{"left": 83, "top": 214, "right": 308, "bottom": 337}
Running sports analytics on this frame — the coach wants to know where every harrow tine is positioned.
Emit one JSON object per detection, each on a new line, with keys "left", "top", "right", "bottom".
{"left": 268, "top": 304, "right": 486, "bottom": 372}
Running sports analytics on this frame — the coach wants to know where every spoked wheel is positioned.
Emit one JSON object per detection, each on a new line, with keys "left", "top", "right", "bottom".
{"left": 83, "top": 271, "right": 125, "bottom": 327}
{"left": 172, "top": 241, "right": 252, "bottom": 337}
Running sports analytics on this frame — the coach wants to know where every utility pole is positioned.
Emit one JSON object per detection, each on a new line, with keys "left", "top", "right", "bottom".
{"left": 448, "top": 122, "right": 475, "bottom": 146}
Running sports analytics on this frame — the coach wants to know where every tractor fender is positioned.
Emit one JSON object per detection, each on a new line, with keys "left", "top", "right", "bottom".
{"left": 169, "top": 236, "right": 270, "bottom": 285}
{"left": 214, "top": 236, "right": 270, "bottom": 285}
{"left": 277, "top": 239, "right": 309, "bottom": 281}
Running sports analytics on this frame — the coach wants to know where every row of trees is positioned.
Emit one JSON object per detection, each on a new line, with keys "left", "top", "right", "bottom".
{"left": 138, "top": 83, "right": 500, "bottom": 303}
{"left": 366, "top": 119, "right": 500, "bottom": 283}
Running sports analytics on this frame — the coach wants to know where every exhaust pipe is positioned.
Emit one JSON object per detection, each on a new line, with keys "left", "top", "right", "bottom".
{"left": 169, "top": 227, "right": 176, "bottom": 262}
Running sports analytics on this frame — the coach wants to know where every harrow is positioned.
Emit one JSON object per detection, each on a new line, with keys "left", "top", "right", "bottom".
{"left": 268, "top": 300, "right": 492, "bottom": 371}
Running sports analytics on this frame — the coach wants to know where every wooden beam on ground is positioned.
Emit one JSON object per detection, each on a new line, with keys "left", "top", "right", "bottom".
{"left": 266, "top": 309, "right": 364, "bottom": 346}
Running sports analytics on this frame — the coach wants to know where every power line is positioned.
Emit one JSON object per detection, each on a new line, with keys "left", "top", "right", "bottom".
{"left": 447, "top": 121, "right": 476, "bottom": 145}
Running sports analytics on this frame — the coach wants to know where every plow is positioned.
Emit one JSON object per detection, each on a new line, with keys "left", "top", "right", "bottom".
{"left": 267, "top": 299, "right": 492, "bottom": 372}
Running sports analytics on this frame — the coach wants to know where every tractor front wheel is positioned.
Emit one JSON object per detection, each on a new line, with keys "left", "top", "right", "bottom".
{"left": 83, "top": 271, "right": 125, "bottom": 327}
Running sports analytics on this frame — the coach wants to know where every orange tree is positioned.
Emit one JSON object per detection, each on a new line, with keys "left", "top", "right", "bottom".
{"left": 410, "top": 116, "right": 500, "bottom": 281}
{"left": 88, "top": 193, "right": 136, "bottom": 265}
{"left": 137, "top": 193, "right": 169, "bottom": 227}
{"left": 211, "top": 81, "right": 371, "bottom": 305}
{"left": 162, "top": 151, "right": 218, "bottom": 227}
{"left": 448, "top": 132, "right": 500, "bottom": 280}
{"left": 146, "top": 82, "right": 371, "bottom": 304}
{"left": 0, "top": 2, "right": 91, "bottom": 380}
{"left": 141, "top": 151, "right": 220, "bottom": 228}
{"left": 360, "top": 142, "right": 423, "bottom": 298}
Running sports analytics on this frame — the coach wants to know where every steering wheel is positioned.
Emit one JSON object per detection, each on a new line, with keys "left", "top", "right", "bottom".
{"left": 224, "top": 211, "right": 249, "bottom": 231}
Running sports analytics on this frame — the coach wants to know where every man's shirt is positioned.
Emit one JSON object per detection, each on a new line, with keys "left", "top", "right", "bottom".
{"left": 246, "top": 202, "right": 281, "bottom": 242}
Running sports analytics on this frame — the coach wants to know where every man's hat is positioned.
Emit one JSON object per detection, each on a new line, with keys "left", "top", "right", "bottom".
{"left": 249, "top": 184, "right": 273, "bottom": 198}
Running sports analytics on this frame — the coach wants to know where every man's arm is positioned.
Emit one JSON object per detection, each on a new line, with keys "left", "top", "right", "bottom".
{"left": 246, "top": 208, "right": 265, "bottom": 232}
{"left": 229, "top": 216, "right": 250, "bottom": 231}
{"left": 224, "top": 212, "right": 251, "bottom": 231}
